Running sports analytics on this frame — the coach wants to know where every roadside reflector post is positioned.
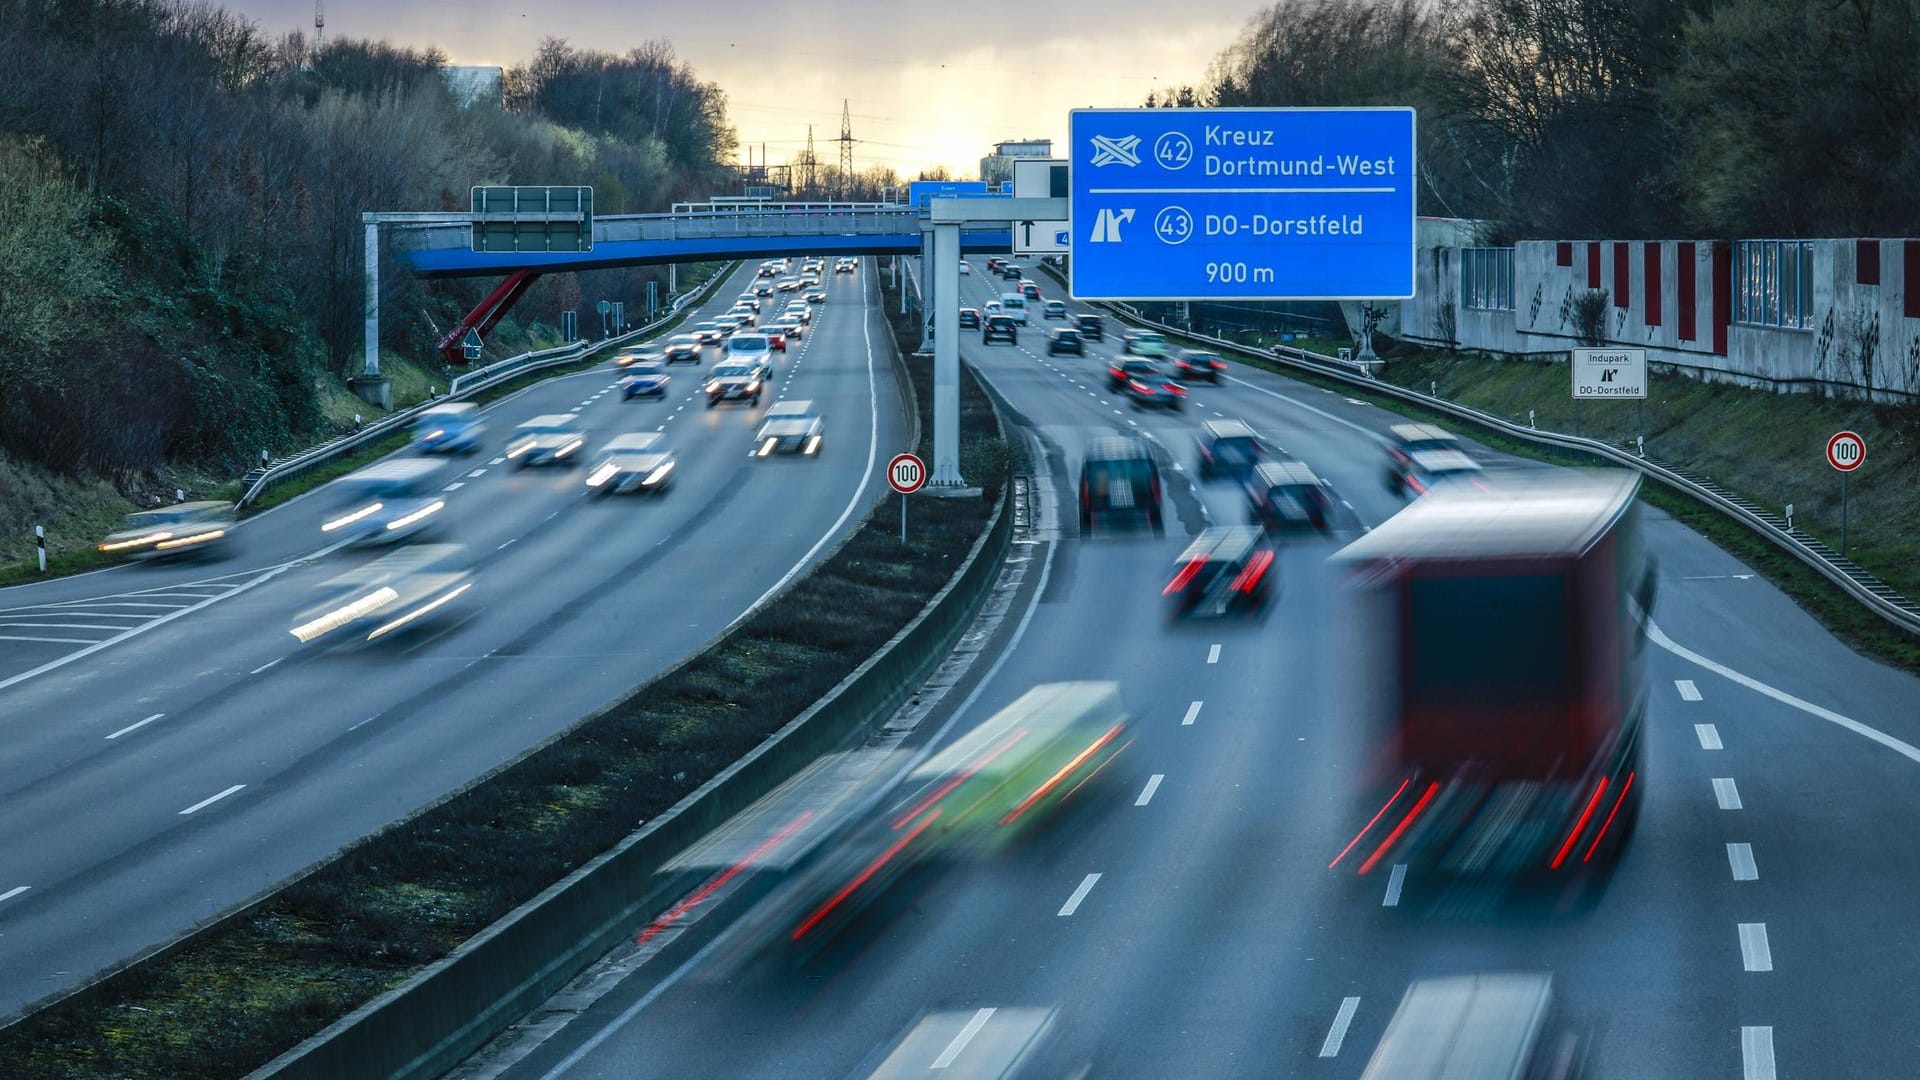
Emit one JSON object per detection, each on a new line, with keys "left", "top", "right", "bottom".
{"left": 36, "top": 525, "right": 46, "bottom": 573}
{"left": 1785, "top": 503, "right": 1794, "bottom": 532}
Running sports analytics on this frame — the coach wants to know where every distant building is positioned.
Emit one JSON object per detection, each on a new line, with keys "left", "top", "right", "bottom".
{"left": 980, "top": 139, "right": 1054, "bottom": 186}
{"left": 441, "top": 66, "right": 503, "bottom": 108}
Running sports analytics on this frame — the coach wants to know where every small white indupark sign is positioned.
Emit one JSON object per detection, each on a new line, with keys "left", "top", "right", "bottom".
{"left": 1571, "top": 347, "right": 1647, "bottom": 400}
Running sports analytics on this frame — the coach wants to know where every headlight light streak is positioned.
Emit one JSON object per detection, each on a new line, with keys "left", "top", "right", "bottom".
{"left": 555, "top": 439, "right": 584, "bottom": 459}
{"left": 99, "top": 531, "right": 171, "bottom": 552}
{"left": 586, "top": 462, "right": 619, "bottom": 488}
{"left": 759, "top": 438, "right": 777, "bottom": 457}
{"left": 153, "top": 530, "right": 225, "bottom": 551}
{"left": 384, "top": 500, "right": 445, "bottom": 532}
{"left": 290, "top": 586, "right": 400, "bottom": 643}
{"left": 642, "top": 461, "right": 675, "bottom": 486}
{"left": 322, "top": 503, "right": 384, "bottom": 533}
{"left": 365, "top": 582, "right": 473, "bottom": 642}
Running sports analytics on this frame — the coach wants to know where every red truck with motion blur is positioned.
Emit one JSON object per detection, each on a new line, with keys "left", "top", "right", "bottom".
{"left": 1330, "top": 471, "right": 1655, "bottom": 879}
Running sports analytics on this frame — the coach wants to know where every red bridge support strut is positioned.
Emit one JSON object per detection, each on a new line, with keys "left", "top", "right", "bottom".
{"left": 439, "top": 269, "right": 541, "bottom": 365}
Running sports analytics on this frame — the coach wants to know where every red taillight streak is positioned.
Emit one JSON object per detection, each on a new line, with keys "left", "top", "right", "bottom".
{"left": 1406, "top": 475, "right": 1428, "bottom": 495}
{"left": 1167, "top": 383, "right": 1188, "bottom": 395}
{"left": 1357, "top": 781, "right": 1439, "bottom": 875}
{"left": 1582, "top": 771, "right": 1636, "bottom": 863}
{"left": 1164, "top": 555, "right": 1209, "bottom": 595}
{"left": 890, "top": 728, "right": 1029, "bottom": 831}
{"left": 1061, "top": 736, "right": 1131, "bottom": 804}
{"left": 1550, "top": 776, "right": 1611, "bottom": 869}
{"left": 791, "top": 809, "right": 940, "bottom": 941}
{"left": 999, "top": 724, "right": 1127, "bottom": 827}
{"left": 636, "top": 809, "right": 814, "bottom": 946}
{"left": 1330, "top": 778, "right": 1412, "bottom": 869}
{"left": 1231, "top": 549, "right": 1274, "bottom": 592}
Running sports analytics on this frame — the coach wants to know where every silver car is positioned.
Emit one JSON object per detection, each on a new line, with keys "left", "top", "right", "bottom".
{"left": 585, "top": 432, "right": 677, "bottom": 495}
{"left": 754, "top": 399, "right": 824, "bottom": 456}
{"left": 320, "top": 458, "right": 451, "bottom": 544}
{"left": 98, "top": 501, "right": 235, "bottom": 559}
{"left": 505, "top": 414, "right": 587, "bottom": 467}
{"left": 290, "top": 543, "right": 474, "bottom": 647}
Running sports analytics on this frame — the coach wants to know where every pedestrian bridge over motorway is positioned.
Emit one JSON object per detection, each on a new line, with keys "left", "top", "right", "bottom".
{"left": 394, "top": 204, "right": 1014, "bottom": 278}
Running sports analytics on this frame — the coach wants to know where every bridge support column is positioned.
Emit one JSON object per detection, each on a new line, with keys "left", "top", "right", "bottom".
{"left": 350, "top": 219, "right": 392, "bottom": 409}
{"left": 917, "top": 231, "right": 934, "bottom": 352}
{"left": 930, "top": 221, "right": 968, "bottom": 489}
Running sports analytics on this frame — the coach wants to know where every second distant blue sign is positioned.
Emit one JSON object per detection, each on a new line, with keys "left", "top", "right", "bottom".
{"left": 1069, "top": 107, "right": 1416, "bottom": 301}
{"left": 908, "top": 180, "right": 990, "bottom": 208}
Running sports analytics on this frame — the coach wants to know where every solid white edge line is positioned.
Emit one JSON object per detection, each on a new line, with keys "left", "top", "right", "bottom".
{"left": 1057, "top": 872, "right": 1101, "bottom": 917}
{"left": 1695, "top": 723, "right": 1723, "bottom": 750}
{"left": 1728, "top": 842, "right": 1758, "bottom": 881}
{"left": 1135, "top": 774, "right": 1164, "bottom": 806}
{"left": 929, "top": 1007, "right": 996, "bottom": 1070}
{"left": 178, "top": 783, "right": 246, "bottom": 816}
{"left": 105, "top": 713, "right": 165, "bottom": 740}
{"left": 1741, "top": 1026, "right": 1777, "bottom": 1080}
{"left": 1713, "top": 777, "right": 1744, "bottom": 810}
{"left": 1738, "top": 922, "right": 1773, "bottom": 971}
{"left": 1382, "top": 863, "right": 1407, "bottom": 907}
{"left": 0, "top": 886, "right": 29, "bottom": 903}
{"left": 1676, "top": 678, "right": 1703, "bottom": 701}
{"left": 1318, "top": 996, "right": 1361, "bottom": 1058}
{"left": 1651, "top": 619, "right": 1920, "bottom": 765}
{"left": 1181, "top": 700, "right": 1203, "bottom": 726}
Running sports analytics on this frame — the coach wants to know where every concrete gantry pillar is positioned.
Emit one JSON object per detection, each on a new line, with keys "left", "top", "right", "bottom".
{"left": 363, "top": 220, "right": 381, "bottom": 378}
{"left": 917, "top": 230, "right": 935, "bottom": 351}
{"left": 930, "top": 221, "right": 965, "bottom": 488}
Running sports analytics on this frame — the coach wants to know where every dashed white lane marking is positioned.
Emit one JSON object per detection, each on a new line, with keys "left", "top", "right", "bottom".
{"left": 0, "top": 634, "right": 96, "bottom": 644}
{"left": 0, "top": 886, "right": 28, "bottom": 903}
{"left": 498, "top": 538, "right": 517, "bottom": 550}
{"left": 250, "top": 657, "right": 282, "bottom": 675}
{"left": 1057, "top": 873, "right": 1101, "bottom": 917}
{"left": 105, "top": 713, "right": 164, "bottom": 740}
{"left": 1181, "top": 701, "right": 1203, "bottom": 726}
{"left": 930, "top": 1008, "right": 996, "bottom": 1070}
{"left": 1728, "top": 843, "right": 1758, "bottom": 881}
{"left": 179, "top": 783, "right": 246, "bottom": 815}
{"left": 443, "top": 482, "right": 465, "bottom": 491}
{"left": 1136, "top": 774, "right": 1164, "bottom": 806}
{"left": 1676, "top": 679, "right": 1702, "bottom": 701}
{"left": 1206, "top": 644, "right": 1221, "bottom": 664}
{"left": 1739, "top": 922, "right": 1773, "bottom": 971}
{"left": 1382, "top": 863, "right": 1407, "bottom": 907}
{"left": 1318, "top": 997, "right": 1361, "bottom": 1058}
{"left": 1714, "top": 778, "right": 1744, "bottom": 810}
{"left": 1741, "top": 1027, "right": 1777, "bottom": 1080}
{"left": 1651, "top": 619, "right": 1920, "bottom": 765}
{"left": 467, "top": 468, "right": 487, "bottom": 478}
{"left": 490, "top": 457, "right": 506, "bottom": 465}
{"left": 1344, "top": 398, "right": 1369, "bottom": 406}
{"left": 1696, "top": 723, "right": 1724, "bottom": 750}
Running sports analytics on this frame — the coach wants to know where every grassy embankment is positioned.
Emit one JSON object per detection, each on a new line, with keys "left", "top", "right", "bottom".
{"left": 0, "top": 267, "right": 1011, "bottom": 1079}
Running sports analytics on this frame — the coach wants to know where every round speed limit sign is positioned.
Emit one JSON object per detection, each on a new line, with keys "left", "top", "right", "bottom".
{"left": 1827, "top": 431, "right": 1865, "bottom": 472}
{"left": 887, "top": 452, "right": 927, "bottom": 495}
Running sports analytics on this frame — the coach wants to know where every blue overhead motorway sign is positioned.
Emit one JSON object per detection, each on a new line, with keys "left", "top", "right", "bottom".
{"left": 1069, "top": 107, "right": 1416, "bottom": 301}
{"left": 908, "top": 180, "right": 990, "bottom": 207}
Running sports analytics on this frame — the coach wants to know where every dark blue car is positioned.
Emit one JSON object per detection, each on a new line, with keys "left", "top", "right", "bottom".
{"left": 622, "top": 360, "right": 670, "bottom": 400}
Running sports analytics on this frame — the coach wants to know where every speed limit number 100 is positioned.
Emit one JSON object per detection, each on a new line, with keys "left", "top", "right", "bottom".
{"left": 888, "top": 452, "right": 927, "bottom": 495}
{"left": 1827, "top": 431, "right": 1865, "bottom": 472}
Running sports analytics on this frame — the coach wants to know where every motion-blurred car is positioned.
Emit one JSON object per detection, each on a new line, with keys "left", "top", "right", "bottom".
{"left": 411, "top": 402, "right": 485, "bottom": 455}
{"left": 1000, "top": 262, "right": 1023, "bottom": 279}
{"left": 1400, "top": 448, "right": 1486, "bottom": 496}
{"left": 620, "top": 359, "right": 670, "bottom": 399}
{"left": 768, "top": 319, "right": 803, "bottom": 342}
{"left": 98, "top": 501, "right": 234, "bottom": 560}
{"left": 1164, "top": 526, "right": 1275, "bottom": 616}
{"left": 1171, "top": 348, "right": 1227, "bottom": 382}
{"left": 1042, "top": 299, "right": 1067, "bottom": 319}
{"left": 725, "top": 333, "right": 775, "bottom": 376}
{"left": 758, "top": 262, "right": 778, "bottom": 277}
{"left": 704, "top": 360, "right": 764, "bottom": 407}
{"left": 776, "top": 277, "right": 803, "bottom": 293}
{"left": 289, "top": 543, "right": 473, "bottom": 647}
{"left": 713, "top": 314, "right": 748, "bottom": 336}
{"left": 1360, "top": 974, "right": 1584, "bottom": 1080}
{"left": 1245, "top": 459, "right": 1332, "bottom": 533}
{"left": 320, "top": 458, "right": 450, "bottom": 543}
{"left": 726, "top": 304, "right": 758, "bottom": 325}
{"left": 691, "top": 321, "right": 724, "bottom": 345}
{"left": 611, "top": 346, "right": 662, "bottom": 368}
{"left": 985, "top": 257, "right": 1003, "bottom": 274}
{"left": 1383, "top": 423, "right": 1464, "bottom": 494}
{"left": 504, "top": 414, "right": 587, "bottom": 467}
{"left": 1079, "top": 436, "right": 1163, "bottom": 535}
{"left": 1195, "top": 418, "right": 1270, "bottom": 481}
{"left": 785, "top": 302, "right": 812, "bottom": 324}
{"left": 1120, "top": 329, "right": 1169, "bottom": 357}
{"left": 763, "top": 328, "right": 787, "bottom": 352}
{"left": 957, "top": 307, "right": 981, "bottom": 330}
{"left": 662, "top": 334, "right": 703, "bottom": 363}
{"left": 753, "top": 280, "right": 775, "bottom": 296}
{"left": 1124, "top": 368, "right": 1187, "bottom": 410}
{"left": 736, "top": 292, "right": 761, "bottom": 311}
{"left": 982, "top": 314, "right": 1019, "bottom": 345}
{"left": 1046, "top": 327, "right": 1084, "bottom": 356}
{"left": 983, "top": 300, "right": 1005, "bottom": 321}
{"left": 1020, "top": 281, "right": 1041, "bottom": 300}
{"left": 1074, "top": 312, "right": 1105, "bottom": 341}
{"left": 754, "top": 399, "right": 824, "bottom": 456}
{"left": 804, "top": 288, "right": 828, "bottom": 303}
{"left": 585, "top": 432, "right": 676, "bottom": 495}
{"left": 835, "top": 258, "right": 857, "bottom": 273}
{"left": 1106, "top": 357, "right": 1164, "bottom": 390}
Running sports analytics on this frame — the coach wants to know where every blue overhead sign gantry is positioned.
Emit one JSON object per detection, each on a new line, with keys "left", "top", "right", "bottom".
{"left": 1068, "top": 107, "right": 1416, "bottom": 301}
{"left": 908, "top": 180, "right": 997, "bottom": 208}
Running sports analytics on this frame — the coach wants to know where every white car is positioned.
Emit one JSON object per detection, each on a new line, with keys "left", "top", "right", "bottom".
{"left": 321, "top": 458, "right": 452, "bottom": 543}
{"left": 785, "top": 303, "right": 812, "bottom": 324}
{"left": 290, "top": 543, "right": 474, "bottom": 646}
{"left": 585, "top": 432, "right": 677, "bottom": 495}
{"left": 768, "top": 319, "right": 803, "bottom": 340}
{"left": 960, "top": 260, "right": 971, "bottom": 276}
{"left": 504, "top": 414, "right": 588, "bottom": 467}
{"left": 726, "top": 333, "right": 775, "bottom": 376}
{"left": 835, "top": 258, "right": 857, "bottom": 273}
{"left": 754, "top": 400, "right": 824, "bottom": 456}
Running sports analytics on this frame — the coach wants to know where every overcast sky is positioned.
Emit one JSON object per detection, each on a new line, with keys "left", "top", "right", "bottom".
{"left": 228, "top": 0, "right": 1255, "bottom": 177}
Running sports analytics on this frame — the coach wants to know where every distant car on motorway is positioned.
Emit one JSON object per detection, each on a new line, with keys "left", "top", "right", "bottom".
{"left": 321, "top": 458, "right": 451, "bottom": 543}
{"left": 1120, "top": 329, "right": 1168, "bottom": 357}
{"left": 959, "top": 260, "right": 971, "bottom": 276}
{"left": 982, "top": 314, "right": 1019, "bottom": 345}
{"left": 957, "top": 307, "right": 981, "bottom": 330}
{"left": 1124, "top": 367, "right": 1188, "bottom": 410}
{"left": 985, "top": 257, "right": 1003, "bottom": 274}
{"left": 998, "top": 294, "right": 1030, "bottom": 325}
{"left": 835, "top": 257, "right": 857, "bottom": 273}
{"left": 1245, "top": 459, "right": 1332, "bottom": 534}
{"left": 727, "top": 304, "right": 758, "bottom": 325}
{"left": 983, "top": 300, "right": 1004, "bottom": 321}
{"left": 411, "top": 402, "right": 484, "bottom": 455}
{"left": 713, "top": 314, "right": 748, "bottom": 336}
{"left": 785, "top": 302, "right": 812, "bottom": 324}
{"left": 758, "top": 263, "right": 778, "bottom": 277}
{"left": 1106, "top": 357, "right": 1164, "bottom": 391}
{"left": 754, "top": 399, "right": 825, "bottom": 457}
{"left": 776, "top": 277, "right": 803, "bottom": 293}
{"left": 1171, "top": 348, "right": 1227, "bottom": 382}
{"left": 98, "top": 501, "right": 235, "bottom": 560}
{"left": 726, "top": 332, "right": 775, "bottom": 375}
{"left": 289, "top": 543, "right": 474, "bottom": 647}
{"left": 768, "top": 319, "right": 803, "bottom": 343}
{"left": 1020, "top": 281, "right": 1041, "bottom": 300}
{"left": 804, "top": 288, "right": 828, "bottom": 303}
{"left": 754, "top": 280, "right": 775, "bottom": 296}
{"left": 1074, "top": 312, "right": 1105, "bottom": 341}
{"left": 1383, "top": 422, "right": 1466, "bottom": 494}
{"left": 735, "top": 293, "right": 761, "bottom": 311}
{"left": 1400, "top": 448, "right": 1486, "bottom": 496}
{"left": 1195, "top": 418, "right": 1270, "bottom": 481}
{"left": 1079, "top": 436, "right": 1162, "bottom": 535}
{"left": 1000, "top": 263, "right": 1023, "bottom": 279}
{"left": 691, "top": 321, "right": 724, "bottom": 345}
{"left": 662, "top": 333, "right": 702, "bottom": 363}
{"left": 704, "top": 360, "right": 764, "bottom": 407}
{"left": 1164, "top": 526, "right": 1275, "bottom": 617}
{"left": 1042, "top": 299, "right": 1067, "bottom": 319}
{"left": 764, "top": 327, "right": 788, "bottom": 352}
{"left": 505, "top": 414, "right": 587, "bottom": 468}
{"left": 621, "top": 359, "right": 670, "bottom": 399}
{"left": 585, "top": 432, "right": 676, "bottom": 495}
{"left": 1046, "top": 327, "right": 1084, "bottom": 356}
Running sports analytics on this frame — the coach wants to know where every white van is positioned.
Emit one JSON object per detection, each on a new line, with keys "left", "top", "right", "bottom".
{"left": 999, "top": 293, "right": 1029, "bottom": 325}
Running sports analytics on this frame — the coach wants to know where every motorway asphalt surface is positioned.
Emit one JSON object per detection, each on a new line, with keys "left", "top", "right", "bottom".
{"left": 0, "top": 262, "right": 908, "bottom": 1018}
{"left": 467, "top": 259, "right": 1920, "bottom": 1079}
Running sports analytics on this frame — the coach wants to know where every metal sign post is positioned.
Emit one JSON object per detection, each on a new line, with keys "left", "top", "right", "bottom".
{"left": 1827, "top": 430, "right": 1865, "bottom": 554}
{"left": 888, "top": 453, "right": 927, "bottom": 542}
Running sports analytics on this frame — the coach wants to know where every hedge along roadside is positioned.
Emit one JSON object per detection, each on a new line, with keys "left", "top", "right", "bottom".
{"left": 0, "top": 265, "right": 1008, "bottom": 1080}
{"left": 1031, "top": 259, "right": 1920, "bottom": 644}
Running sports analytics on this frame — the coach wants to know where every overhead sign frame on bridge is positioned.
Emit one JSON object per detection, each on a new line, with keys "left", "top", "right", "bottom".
{"left": 470, "top": 185, "right": 594, "bottom": 253}
{"left": 1067, "top": 107, "right": 1416, "bottom": 301}
{"left": 1010, "top": 159, "right": 1069, "bottom": 255}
